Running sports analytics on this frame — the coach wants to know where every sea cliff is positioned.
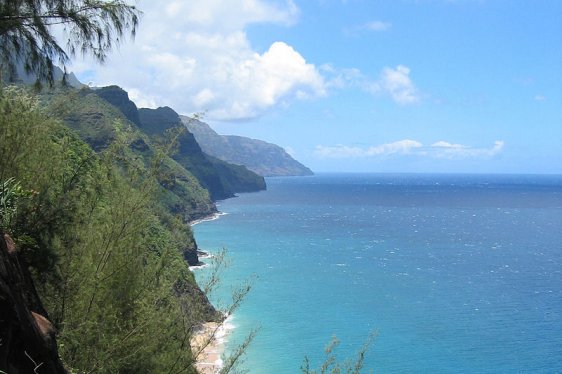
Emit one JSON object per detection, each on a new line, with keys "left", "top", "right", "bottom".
{"left": 0, "top": 85, "right": 259, "bottom": 372}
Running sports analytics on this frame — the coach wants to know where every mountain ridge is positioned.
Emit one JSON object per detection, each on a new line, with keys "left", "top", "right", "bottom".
{"left": 182, "top": 116, "right": 314, "bottom": 177}
{"left": 92, "top": 86, "right": 266, "bottom": 201}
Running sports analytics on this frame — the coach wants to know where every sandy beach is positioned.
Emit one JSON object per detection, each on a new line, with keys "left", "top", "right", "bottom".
{"left": 191, "top": 321, "right": 229, "bottom": 374}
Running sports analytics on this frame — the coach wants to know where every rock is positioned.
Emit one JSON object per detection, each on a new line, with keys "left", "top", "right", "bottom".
{"left": 182, "top": 246, "right": 201, "bottom": 266}
{"left": 0, "top": 232, "right": 67, "bottom": 373}
{"left": 174, "top": 278, "right": 222, "bottom": 323}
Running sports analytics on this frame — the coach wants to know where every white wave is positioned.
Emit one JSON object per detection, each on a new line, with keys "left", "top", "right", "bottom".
{"left": 190, "top": 212, "right": 228, "bottom": 226}
{"left": 215, "top": 314, "right": 236, "bottom": 345}
{"left": 189, "top": 263, "right": 210, "bottom": 271}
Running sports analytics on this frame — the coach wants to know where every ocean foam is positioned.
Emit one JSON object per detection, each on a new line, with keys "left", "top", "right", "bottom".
{"left": 189, "top": 263, "right": 210, "bottom": 271}
{"left": 191, "top": 212, "right": 228, "bottom": 226}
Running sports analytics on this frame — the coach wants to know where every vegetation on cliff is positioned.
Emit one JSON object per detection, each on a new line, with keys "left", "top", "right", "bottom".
{"left": 0, "top": 85, "right": 250, "bottom": 373}
{"left": 48, "top": 85, "right": 217, "bottom": 223}
{"left": 0, "top": 1, "right": 372, "bottom": 371}
{"left": 95, "top": 85, "right": 266, "bottom": 200}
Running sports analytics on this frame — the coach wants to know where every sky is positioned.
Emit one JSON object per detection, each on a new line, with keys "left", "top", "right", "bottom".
{"left": 70, "top": 0, "right": 562, "bottom": 173}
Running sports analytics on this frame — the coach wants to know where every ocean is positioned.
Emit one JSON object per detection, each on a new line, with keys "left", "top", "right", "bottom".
{"left": 193, "top": 173, "right": 562, "bottom": 373}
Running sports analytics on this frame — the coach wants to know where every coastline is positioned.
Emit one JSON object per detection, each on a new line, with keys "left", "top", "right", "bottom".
{"left": 189, "top": 250, "right": 213, "bottom": 270}
{"left": 190, "top": 212, "right": 227, "bottom": 227}
{"left": 191, "top": 316, "right": 234, "bottom": 374}
{"left": 190, "top": 210, "right": 234, "bottom": 373}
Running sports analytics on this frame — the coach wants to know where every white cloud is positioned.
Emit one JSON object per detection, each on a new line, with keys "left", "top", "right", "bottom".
{"left": 70, "top": 0, "right": 325, "bottom": 121}
{"left": 366, "top": 139, "right": 423, "bottom": 155}
{"left": 534, "top": 94, "right": 546, "bottom": 101}
{"left": 314, "top": 140, "right": 422, "bottom": 158}
{"left": 69, "top": 1, "right": 421, "bottom": 119}
{"left": 431, "top": 140, "right": 504, "bottom": 158}
{"left": 364, "top": 20, "right": 392, "bottom": 31}
{"left": 314, "top": 140, "right": 504, "bottom": 159}
{"left": 314, "top": 145, "right": 366, "bottom": 159}
{"left": 431, "top": 141, "right": 468, "bottom": 149}
{"left": 322, "top": 65, "right": 363, "bottom": 89}
{"left": 160, "top": 0, "right": 299, "bottom": 32}
{"left": 369, "top": 65, "right": 420, "bottom": 104}
{"left": 320, "top": 64, "right": 421, "bottom": 106}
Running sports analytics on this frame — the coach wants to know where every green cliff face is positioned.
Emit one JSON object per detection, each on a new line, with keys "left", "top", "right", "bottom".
{"left": 1, "top": 80, "right": 265, "bottom": 374}
{"left": 92, "top": 86, "right": 266, "bottom": 200}
{"left": 54, "top": 86, "right": 216, "bottom": 222}
{"left": 182, "top": 116, "right": 314, "bottom": 177}
{"left": 138, "top": 106, "right": 236, "bottom": 200}
{"left": 0, "top": 86, "right": 219, "bottom": 373}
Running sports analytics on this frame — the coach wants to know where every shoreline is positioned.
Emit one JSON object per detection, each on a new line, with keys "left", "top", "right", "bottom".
{"left": 190, "top": 212, "right": 233, "bottom": 373}
{"left": 190, "top": 211, "right": 228, "bottom": 227}
{"left": 191, "top": 316, "right": 234, "bottom": 374}
{"left": 189, "top": 250, "right": 213, "bottom": 270}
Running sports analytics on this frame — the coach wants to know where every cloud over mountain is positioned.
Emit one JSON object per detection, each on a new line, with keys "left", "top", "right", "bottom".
{"left": 70, "top": 0, "right": 324, "bottom": 120}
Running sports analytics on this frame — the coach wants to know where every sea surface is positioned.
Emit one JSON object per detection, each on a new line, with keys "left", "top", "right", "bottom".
{"left": 193, "top": 173, "right": 562, "bottom": 373}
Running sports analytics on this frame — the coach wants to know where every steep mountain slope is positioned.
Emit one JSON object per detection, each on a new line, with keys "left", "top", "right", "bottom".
{"left": 92, "top": 86, "right": 265, "bottom": 200}
{"left": 53, "top": 86, "right": 216, "bottom": 222}
{"left": 137, "top": 106, "right": 266, "bottom": 200}
{"left": 182, "top": 116, "right": 314, "bottom": 177}
{"left": 1, "top": 86, "right": 223, "bottom": 372}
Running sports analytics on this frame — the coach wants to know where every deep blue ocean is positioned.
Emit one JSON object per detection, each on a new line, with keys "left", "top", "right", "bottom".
{"left": 193, "top": 173, "right": 562, "bottom": 373}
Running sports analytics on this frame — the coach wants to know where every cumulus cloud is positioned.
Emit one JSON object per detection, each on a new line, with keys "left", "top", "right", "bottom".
{"left": 69, "top": 1, "right": 422, "bottom": 119}
{"left": 368, "top": 65, "right": 420, "bottom": 104}
{"left": 319, "top": 63, "right": 421, "bottom": 106}
{"left": 70, "top": 0, "right": 324, "bottom": 120}
{"left": 314, "top": 140, "right": 504, "bottom": 159}
{"left": 164, "top": 0, "right": 299, "bottom": 31}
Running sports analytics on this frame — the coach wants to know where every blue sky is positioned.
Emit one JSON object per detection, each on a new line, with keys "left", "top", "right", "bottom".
{"left": 71, "top": 0, "right": 562, "bottom": 173}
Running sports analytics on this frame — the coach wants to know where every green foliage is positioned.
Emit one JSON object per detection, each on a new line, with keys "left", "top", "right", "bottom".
{"left": 0, "top": 85, "right": 94, "bottom": 272}
{"left": 0, "top": 177, "right": 31, "bottom": 232}
{"left": 37, "top": 86, "right": 217, "bottom": 221}
{"left": 136, "top": 109, "right": 266, "bottom": 200}
{"left": 0, "top": 0, "right": 139, "bottom": 85}
{"left": 207, "top": 154, "right": 266, "bottom": 193}
{"left": 301, "top": 333, "right": 377, "bottom": 374}
{"left": 0, "top": 86, "right": 232, "bottom": 372}
{"left": 86, "top": 85, "right": 265, "bottom": 201}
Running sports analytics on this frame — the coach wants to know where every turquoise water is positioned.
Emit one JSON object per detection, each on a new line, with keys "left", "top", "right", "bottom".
{"left": 193, "top": 173, "right": 562, "bottom": 373}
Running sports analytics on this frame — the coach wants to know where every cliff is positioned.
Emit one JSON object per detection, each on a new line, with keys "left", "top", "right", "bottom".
{"left": 182, "top": 116, "right": 314, "bottom": 177}
{"left": 1, "top": 86, "right": 222, "bottom": 372}
{"left": 60, "top": 86, "right": 216, "bottom": 224}
{"left": 92, "top": 86, "right": 266, "bottom": 201}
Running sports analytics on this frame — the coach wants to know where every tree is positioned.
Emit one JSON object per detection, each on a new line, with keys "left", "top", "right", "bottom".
{"left": 0, "top": 0, "right": 139, "bottom": 84}
{"left": 301, "top": 334, "right": 377, "bottom": 374}
{"left": 0, "top": 87, "right": 257, "bottom": 372}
